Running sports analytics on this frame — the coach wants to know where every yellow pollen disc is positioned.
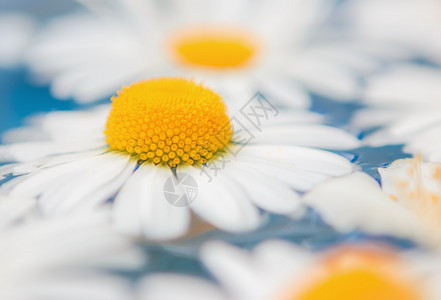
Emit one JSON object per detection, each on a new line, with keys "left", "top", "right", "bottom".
{"left": 289, "top": 248, "right": 421, "bottom": 300}
{"left": 295, "top": 268, "right": 420, "bottom": 300}
{"left": 104, "top": 78, "right": 233, "bottom": 168}
{"left": 169, "top": 27, "right": 259, "bottom": 69}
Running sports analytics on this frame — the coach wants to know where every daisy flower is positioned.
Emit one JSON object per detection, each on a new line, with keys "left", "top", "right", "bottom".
{"left": 139, "top": 240, "right": 441, "bottom": 300}
{"left": 27, "top": 0, "right": 367, "bottom": 104}
{"left": 0, "top": 77, "right": 356, "bottom": 240}
{"left": 352, "top": 64, "right": 441, "bottom": 161}
{"left": 0, "top": 211, "right": 143, "bottom": 300}
{"left": 341, "top": 0, "right": 441, "bottom": 64}
{"left": 303, "top": 157, "right": 441, "bottom": 248}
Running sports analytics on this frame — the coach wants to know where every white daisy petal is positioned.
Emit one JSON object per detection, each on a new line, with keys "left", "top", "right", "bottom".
{"left": 187, "top": 167, "right": 261, "bottom": 233}
{"left": 222, "top": 163, "right": 301, "bottom": 214}
{"left": 53, "top": 60, "right": 148, "bottom": 103}
{"left": 302, "top": 172, "right": 426, "bottom": 244}
{"left": 251, "top": 124, "right": 360, "bottom": 150}
{"left": 38, "top": 154, "right": 137, "bottom": 216}
{"left": 2, "top": 153, "right": 135, "bottom": 216}
{"left": 0, "top": 195, "right": 35, "bottom": 228}
{"left": 113, "top": 165, "right": 191, "bottom": 240}
{"left": 254, "top": 0, "right": 336, "bottom": 43}
{"left": 9, "top": 150, "right": 106, "bottom": 176}
{"left": 0, "top": 211, "right": 143, "bottom": 300}
{"left": 4, "top": 273, "right": 133, "bottom": 300}
{"left": 0, "top": 213, "right": 144, "bottom": 274}
{"left": 342, "top": 0, "right": 441, "bottom": 64}
{"left": 250, "top": 241, "right": 316, "bottom": 299}
{"left": 252, "top": 240, "right": 313, "bottom": 273}
{"left": 305, "top": 43, "right": 380, "bottom": 75}
{"left": 201, "top": 240, "right": 261, "bottom": 299}
{"left": 263, "top": 109, "right": 325, "bottom": 125}
{"left": 238, "top": 145, "right": 354, "bottom": 190}
{"left": 138, "top": 274, "right": 227, "bottom": 300}
{"left": 47, "top": 155, "right": 133, "bottom": 215}
{"left": 352, "top": 108, "right": 406, "bottom": 129}
{"left": 0, "top": 152, "right": 106, "bottom": 195}
{"left": 235, "top": 107, "right": 326, "bottom": 132}
{"left": 0, "top": 141, "right": 105, "bottom": 163}
{"left": 363, "top": 65, "right": 441, "bottom": 109}
{"left": 2, "top": 106, "right": 109, "bottom": 144}
{"left": 237, "top": 158, "right": 324, "bottom": 191}
{"left": 25, "top": 0, "right": 373, "bottom": 104}
{"left": 361, "top": 113, "right": 441, "bottom": 147}
{"left": 354, "top": 65, "right": 441, "bottom": 152}
{"left": 404, "top": 126, "right": 441, "bottom": 161}
{"left": 259, "top": 76, "right": 311, "bottom": 109}
{"left": 401, "top": 114, "right": 441, "bottom": 136}
{"left": 286, "top": 56, "right": 360, "bottom": 100}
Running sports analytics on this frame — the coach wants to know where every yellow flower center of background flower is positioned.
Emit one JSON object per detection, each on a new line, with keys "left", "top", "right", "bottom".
{"left": 292, "top": 248, "right": 421, "bottom": 300}
{"left": 296, "top": 268, "right": 419, "bottom": 300}
{"left": 169, "top": 27, "right": 259, "bottom": 69}
{"left": 105, "top": 78, "right": 232, "bottom": 168}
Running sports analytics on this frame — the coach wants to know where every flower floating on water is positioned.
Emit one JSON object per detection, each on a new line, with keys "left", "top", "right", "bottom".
{"left": 27, "top": 0, "right": 367, "bottom": 104}
{"left": 342, "top": 0, "right": 441, "bottom": 64}
{"left": 140, "top": 240, "right": 441, "bottom": 300}
{"left": 0, "top": 211, "right": 142, "bottom": 300}
{"left": 0, "top": 77, "right": 356, "bottom": 240}
{"left": 303, "top": 157, "right": 441, "bottom": 247}
{"left": 352, "top": 64, "right": 441, "bottom": 162}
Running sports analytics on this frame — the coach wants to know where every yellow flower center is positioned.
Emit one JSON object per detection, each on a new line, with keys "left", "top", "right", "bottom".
{"left": 168, "top": 27, "right": 259, "bottom": 69}
{"left": 296, "top": 268, "right": 419, "bottom": 300}
{"left": 104, "top": 78, "right": 233, "bottom": 168}
{"left": 289, "top": 248, "right": 421, "bottom": 300}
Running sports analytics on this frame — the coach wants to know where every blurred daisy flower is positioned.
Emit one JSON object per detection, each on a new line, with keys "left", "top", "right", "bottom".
{"left": 139, "top": 240, "right": 441, "bottom": 300}
{"left": 0, "top": 212, "right": 143, "bottom": 300}
{"left": 303, "top": 157, "right": 441, "bottom": 248}
{"left": 0, "top": 77, "right": 357, "bottom": 240}
{"left": 27, "top": 0, "right": 368, "bottom": 104}
{"left": 352, "top": 64, "right": 441, "bottom": 161}
{"left": 341, "top": 0, "right": 441, "bottom": 64}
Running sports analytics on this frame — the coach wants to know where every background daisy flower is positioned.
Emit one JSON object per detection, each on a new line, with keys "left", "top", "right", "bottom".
{"left": 0, "top": 77, "right": 356, "bottom": 240}
{"left": 26, "top": 0, "right": 370, "bottom": 104}
{"left": 303, "top": 157, "right": 441, "bottom": 248}
{"left": 341, "top": 0, "right": 441, "bottom": 65}
{"left": 0, "top": 212, "right": 143, "bottom": 300}
{"left": 139, "top": 240, "right": 441, "bottom": 300}
{"left": 351, "top": 64, "right": 441, "bottom": 161}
